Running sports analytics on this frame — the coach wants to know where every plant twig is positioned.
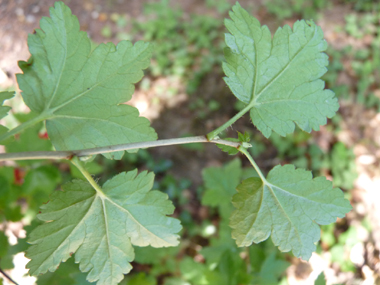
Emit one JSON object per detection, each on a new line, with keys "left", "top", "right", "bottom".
{"left": 0, "top": 150, "right": 73, "bottom": 161}
{"left": 0, "top": 267, "right": 19, "bottom": 285}
{"left": 0, "top": 136, "right": 249, "bottom": 162}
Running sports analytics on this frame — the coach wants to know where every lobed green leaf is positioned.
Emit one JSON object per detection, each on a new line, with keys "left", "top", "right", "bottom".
{"left": 26, "top": 169, "right": 181, "bottom": 285}
{"left": 230, "top": 164, "right": 352, "bottom": 260}
{"left": 254, "top": 252, "right": 289, "bottom": 285}
{"left": 237, "top": 131, "right": 250, "bottom": 143}
{"left": 17, "top": 2, "right": 157, "bottom": 159}
{"left": 202, "top": 159, "right": 242, "bottom": 219}
{"left": 223, "top": 3, "right": 339, "bottom": 138}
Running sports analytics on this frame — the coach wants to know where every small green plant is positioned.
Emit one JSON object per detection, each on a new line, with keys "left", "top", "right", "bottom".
{"left": 0, "top": 2, "right": 351, "bottom": 284}
{"left": 344, "top": 0, "right": 380, "bottom": 12}
{"left": 329, "top": 142, "right": 357, "bottom": 190}
{"left": 325, "top": 9, "right": 380, "bottom": 111}
{"left": 263, "top": 0, "right": 329, "bottom": 20}
{"left": 132, "top": 0, "right": 224, "bottom": 93}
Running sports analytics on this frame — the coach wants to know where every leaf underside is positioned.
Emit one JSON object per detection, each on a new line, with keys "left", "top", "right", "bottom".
{"left": 26, "top": 170, "right": 181, "bottom": 285}
{"left": 230, "top": 164, "right": 352, "bottom": 260}
{"left": 223, "top": 3, "right": 339, "bottom": 138}
{"left": 17, "top": 2, "right": 157, "bottom": 159}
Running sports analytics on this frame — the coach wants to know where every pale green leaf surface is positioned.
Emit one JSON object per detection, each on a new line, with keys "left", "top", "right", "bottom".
{"left": 223, "top": 3, "right": 338, "bottom": 138}
{"left": 17, "top": 2, "right": 156, "bottom": 158}
{"left": 230, "top": 164, "right": 352, "bottom": 260}
{"left": 202, "top": 159, "right": 242, "bottom": 219}
{"left": 26, "top": 169, "right": 181, "bottom": 285}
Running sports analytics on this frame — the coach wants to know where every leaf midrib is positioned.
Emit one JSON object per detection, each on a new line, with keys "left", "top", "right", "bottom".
{"left": 267, "top": 181, "right": 346, "bottom": 219}
{"left": 251, "top": 26, "right": 318, "bottom": 105}
{"left": 253, "top": 97, "right": 323, "bottom": 105}
{"left": 267, "top": 181, "right": 326, "bottom": 205}
{"left": 101, "top": 197, "right": 114, "bottom": 280}
{"left": 102, "top": 195, "right": 171, "bottom": 245}
{"left": 235, "top": 9, "right": 258, "bottom": 102}
{"left": 44, "top": 12, "right": 68, "bottom": 111}
{"left": 47, "top": 46, "right": 148, "bottom": 115}
{"left": 264, "top": 182, "right": 303, "bottom": 246}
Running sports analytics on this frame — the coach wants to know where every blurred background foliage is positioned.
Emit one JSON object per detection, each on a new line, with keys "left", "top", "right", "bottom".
{"left": 1, "top": 0, "right": 380, "bottom": 284}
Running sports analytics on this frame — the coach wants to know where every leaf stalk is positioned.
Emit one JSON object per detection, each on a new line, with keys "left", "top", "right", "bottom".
{"left": 238, "top": 147, "right": 267, "bottom": 183}
{"left": 70, "top": 156, "right": 106, "bottom": 196}
{"left": 206, "top": 102, "right": 253, "bottom": 140}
